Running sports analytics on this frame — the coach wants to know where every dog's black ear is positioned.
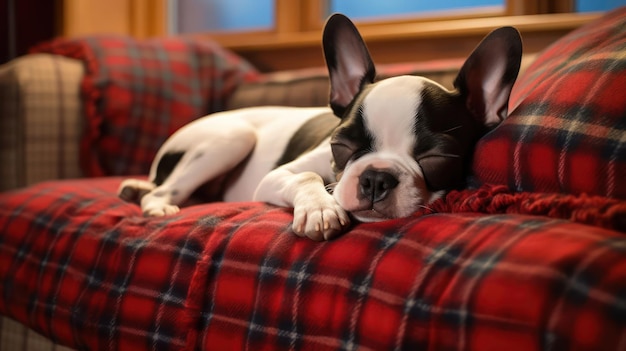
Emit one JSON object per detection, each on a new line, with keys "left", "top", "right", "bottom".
{"left": 323, "top": 13, "right": 376, "bottom": 117}
{"left": 454, "top": 26, "right": 522, "bottom": 127}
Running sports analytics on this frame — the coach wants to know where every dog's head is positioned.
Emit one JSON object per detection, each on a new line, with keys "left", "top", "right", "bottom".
{"left": 323, "top": 14, "right": 522, "bottom": 222}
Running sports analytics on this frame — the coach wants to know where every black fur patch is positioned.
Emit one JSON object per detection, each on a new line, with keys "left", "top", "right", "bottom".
{"left": 414, "top": 82, "right": 482, "bottom": 191}
{"left": 154, "top": 151, "right": 185, "bottom": 186}
{"left": 329, "top": 100, "right": 374, "bottom": 173}
{"left": 275, "top": 112, "right": 339, "bottom": 167}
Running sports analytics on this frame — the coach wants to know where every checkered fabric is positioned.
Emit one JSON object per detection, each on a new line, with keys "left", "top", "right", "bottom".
{"left": 0, "top": 54, "right": 84, "bottom": 191}
{"left": 2, "top": 178, "right": 626, "bottom": 350}
{"left": 473, "top": 7, "right": 626, "bottom": 199}
{"left": 227, "top": 60, "right": 464, "bottom": 110}
{"left": 31, "top": 36, "right": 259, "bottom": 177}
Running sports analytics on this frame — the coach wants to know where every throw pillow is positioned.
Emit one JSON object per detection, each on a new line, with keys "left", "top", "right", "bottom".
{"left": 32, "top": 36, "right": 260, "bottom": 177}
{"left": 472, "top": 7, "right": 626, "bottom": 199}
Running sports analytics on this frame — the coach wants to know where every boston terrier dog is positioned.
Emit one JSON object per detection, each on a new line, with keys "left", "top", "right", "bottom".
{"left": 119, "top": 14, "right": 522, "bottom": 241}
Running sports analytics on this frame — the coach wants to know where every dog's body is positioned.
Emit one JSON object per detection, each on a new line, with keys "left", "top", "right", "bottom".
{"left": 119, "top": 14, "right": 522, "bottom": 241}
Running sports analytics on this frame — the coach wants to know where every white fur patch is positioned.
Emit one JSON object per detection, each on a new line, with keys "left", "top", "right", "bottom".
{"left": 362, "top": 76, "right": 424, "bottom": 154}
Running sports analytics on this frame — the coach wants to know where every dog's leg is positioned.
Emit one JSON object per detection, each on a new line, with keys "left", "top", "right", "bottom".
{"left": 254, "top": 142, "right": 350, "bottom": 241}
{"left": 118, "top": 179, "right": 156, "bottom": 204}
{"left": 139, "top": 120, "right": 257, "bottom": 217}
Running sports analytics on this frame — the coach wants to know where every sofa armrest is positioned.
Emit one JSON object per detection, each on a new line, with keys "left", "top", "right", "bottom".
{"left": 226, "top": 63, "right": 463, "bottom": 110}
{"left": 227, "top": 68, "right": 331, "bottom": 110}
{"left": 0, "top": 54, "right": 84, "bottom": 191}
{"left": 227, "top": 57, "right": 537, "bottom": 111}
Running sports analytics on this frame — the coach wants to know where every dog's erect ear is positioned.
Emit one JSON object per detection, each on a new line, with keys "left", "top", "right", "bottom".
{"left": 323, "top": 14, "right": 376, "bottom": 117}
{"left": 454, "top": 26, "right": 522, "bottom": 127}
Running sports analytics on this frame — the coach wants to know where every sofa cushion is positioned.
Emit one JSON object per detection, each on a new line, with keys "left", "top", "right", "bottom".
{"left": 32, "top": 37, "right": 259, "bottom": 177}
{"left": 472, "top": 7, "right": 626, "bottom": 199}
{"left": 228, "top": 60, "right": 463, "bottom": 110}
{"left": 1, "top": 179, "right": 625, "bottom": 350}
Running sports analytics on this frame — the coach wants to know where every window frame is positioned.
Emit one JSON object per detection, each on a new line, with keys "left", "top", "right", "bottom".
{"left": 177, "top": 0, "right": 600, "bottom": 72}
{"left": 58, "top": 0, "right": 602, "bottom": 72}
{"left": 181, "top": 0, "right": 583, "bottom": 38}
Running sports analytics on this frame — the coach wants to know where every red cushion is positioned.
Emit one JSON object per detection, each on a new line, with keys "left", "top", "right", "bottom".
{"left": 32, "top": 36, "right": 259, "bottom": 177}
{"left": 1, "top": 178, "right": 625, "bottom": 350}
{"left": 473, "top": 7, "right": 626, "bottom": 199}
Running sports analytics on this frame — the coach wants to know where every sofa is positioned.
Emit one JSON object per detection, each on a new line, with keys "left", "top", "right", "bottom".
{"left": 1, "top": 7, "right": 625, "bottom": 351}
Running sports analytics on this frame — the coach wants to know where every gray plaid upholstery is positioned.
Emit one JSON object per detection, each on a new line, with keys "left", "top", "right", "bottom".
{"left": 0, "top": 54, "right": 84, "bottom": 191}
{"left": 0, "top": 317, "right": 74, "bottom": 351}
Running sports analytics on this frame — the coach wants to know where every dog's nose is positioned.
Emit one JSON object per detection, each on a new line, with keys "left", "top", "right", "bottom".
{"left": 359, "top": 169, "right": 399, "bottom": 203}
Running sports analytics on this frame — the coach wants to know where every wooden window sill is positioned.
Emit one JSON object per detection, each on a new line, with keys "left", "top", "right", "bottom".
{"left": 196, "top": 12, "right": 600, "bottom": 72}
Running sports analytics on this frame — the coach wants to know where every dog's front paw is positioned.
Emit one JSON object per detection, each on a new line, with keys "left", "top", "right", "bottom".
{"left": 143, "top": 204, "right": 180, "bottom": 217}
{"left": 293, "top": 196, "right": 350, "bottom": 241}
{"left": 140, "top": 188, "right": 181, "bottom": 217}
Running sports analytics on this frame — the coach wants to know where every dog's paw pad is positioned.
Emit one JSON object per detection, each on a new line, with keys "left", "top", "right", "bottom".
{"left": 143, "top": 205, "right": 180, "bottom": 217}
{"left": 293, "top": 200, "right": 350, "bottom": 241}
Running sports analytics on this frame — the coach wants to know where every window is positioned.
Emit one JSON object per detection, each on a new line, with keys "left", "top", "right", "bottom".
{"left": 167, "top": 0, "right": 618, "bottom": 72}
{"left": 172, "top": 0, "right": 621, "bottom": 34}
{"left": 174, "top": 0, "right": 274, "bottom": 33}
{"left": 576, "top": 0, "right": 624, "bottom": 12}
{"left": 328, "top": 0, "right": 505, "bottom": 22}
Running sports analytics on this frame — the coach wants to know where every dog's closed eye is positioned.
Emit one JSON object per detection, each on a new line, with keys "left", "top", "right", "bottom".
{"left": 332, "top": 140, "right": 372, "bottom": 171}
{"left": 417, "top": 153, "right": 463, "bottom": 190}
{"left": 331, "top": 143, "right": 353, "bottom": 170}
{"left": 441, "top": 125, "right": 463, "bottom": 134}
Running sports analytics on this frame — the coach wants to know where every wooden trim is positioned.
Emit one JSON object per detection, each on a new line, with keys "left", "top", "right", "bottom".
{"left": 206, "top": 12, "right": 599, "bottom": 50}
{"left": 507, "top": 0, "right": 542, "bottom": 15}
{"left": 130, "top": 0, "right": 168, "bottom": 38}
{"left": 58, "top": 1, "right": 599, "bottom": 72}
{"left": 60, "top": 0, "right": 131, "bottom": 36}
{"left": 549, "top": 0, "right": 575, "bottom": 13}
{"left": 274, "top": 0, "right": 303, "bottom": 33}
{"left": 274, "top": 0, "right": 327, "bottom": 33}
{"left": 198, "top": 12, "right": 600, "bottom": 72}
{"left": 59, "top": 0, "right": 166, "bottom": 38}
{"left": 343, "top": 6, "right": 506, "bottom": 26}
{"left": 302, "top": 0, "right": 327, "bottom": 31}
{"left": 507, "top": 0, "right": 574, "bottom": 15}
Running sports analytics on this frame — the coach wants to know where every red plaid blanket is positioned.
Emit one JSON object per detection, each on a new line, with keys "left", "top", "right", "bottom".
{"left": 1, "top": 179, "right": 625, "bottom": 350}
{"left": 473, "top": 7, "right": 626, "bottom": 200}
{"left": 31, "top": 36, "right": 259, "bottom": 177}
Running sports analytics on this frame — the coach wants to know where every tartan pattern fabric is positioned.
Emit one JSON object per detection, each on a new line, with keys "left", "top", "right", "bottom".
{"left": 31, "top": 36, "right": 259, "bottom": 177}
{"left": 0, "top": 54, "right": 84, "bottom": 191}
{"left": 0, "top": 316, "right": 74, "bottom": 351}
{"left": 2, "top": 178, "right": 626, "bottom": 350}
{"left": 473, "top": 7, "right": 626, "bottom": 199}
{"left": 228, "top": 60, "right": 463, "bottom": 110}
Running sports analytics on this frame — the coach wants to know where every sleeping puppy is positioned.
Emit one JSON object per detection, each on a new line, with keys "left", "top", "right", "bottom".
{"left": 119, "top": 14, "right": 522, "bottom": 241}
